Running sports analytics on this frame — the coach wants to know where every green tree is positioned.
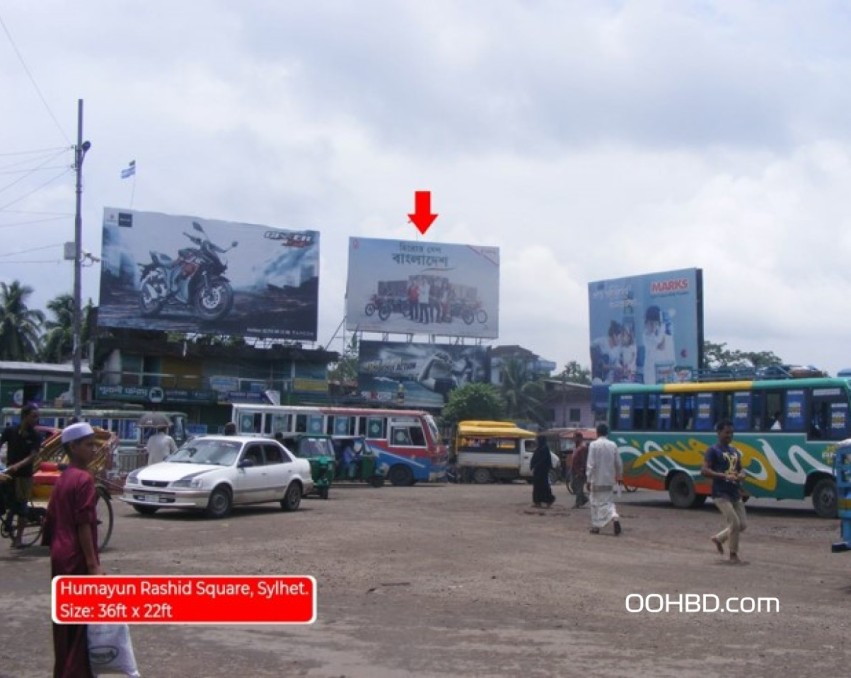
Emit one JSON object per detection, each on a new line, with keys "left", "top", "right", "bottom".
{"left": 40, "top": 294, "right": 94, "bottom": 363}
{"left": 442, "top": 383, "right": 505, "bottom": 428}
{"left": 0, "top": 280, "right": 44, "bottom": 361}
{"left": 328, "top": 334, "right": 359, "bottom": 387}
{"left": 558, "top": 360, "right": 591, "bottom": 385}
{"left": 499, "top": 358, "right": 547, "bottom": 425}
{"left": 704, "top": 340, "right": 783, "bottom": 370}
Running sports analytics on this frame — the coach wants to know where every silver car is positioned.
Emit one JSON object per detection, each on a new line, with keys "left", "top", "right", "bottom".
{"left": 120, "top": 435, "right": 313, "bottom": 518}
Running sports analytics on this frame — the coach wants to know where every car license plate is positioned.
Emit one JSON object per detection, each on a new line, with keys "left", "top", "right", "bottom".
{"left": 144, "top": 494, "right": 160, "bottom": 503}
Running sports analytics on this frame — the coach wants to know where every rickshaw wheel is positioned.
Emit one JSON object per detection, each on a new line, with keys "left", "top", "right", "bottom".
{"left": 96, "top": 486, "right": 114, "bottom": 551}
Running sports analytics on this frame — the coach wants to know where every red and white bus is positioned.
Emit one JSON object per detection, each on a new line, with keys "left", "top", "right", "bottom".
{"left": 230, "top": 404, "right": 447, "bottom": 486}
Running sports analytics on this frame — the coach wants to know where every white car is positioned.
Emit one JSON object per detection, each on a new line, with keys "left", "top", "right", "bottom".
{"left": 120, "top": 435, "right": 313, "bottom": 518}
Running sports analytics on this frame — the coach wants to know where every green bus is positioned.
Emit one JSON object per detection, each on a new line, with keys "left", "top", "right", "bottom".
{"left": 609, "top": 376, "right": 851, "bottom": 517}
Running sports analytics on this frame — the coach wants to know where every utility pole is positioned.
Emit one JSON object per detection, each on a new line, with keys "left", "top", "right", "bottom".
{"left": 72, "top": 99, "right": 91, "bottom": 417}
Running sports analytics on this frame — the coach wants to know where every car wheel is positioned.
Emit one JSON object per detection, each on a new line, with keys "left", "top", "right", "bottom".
{"left": 205, "top": 486, "right": 233, "bottom": 519}
{"left": 472, "top": 467, "right": 493, "bottom": 484}
{"left": 282, "top": 482, "right": 302, "bottom": 511}
{"left": 812, "top": 477, "right": 837, "bottom": 518}
{"left": 132, "top": 505, "right": 160, "bottom": 516}
{"left": 387, "top": 464, "right": 414, "bottom": 486}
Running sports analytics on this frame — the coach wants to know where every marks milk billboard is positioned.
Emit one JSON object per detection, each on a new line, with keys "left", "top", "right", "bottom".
{"left": 98, "top": 208, "right": 319, "bottom": 340}
{"left": 588, "top": 268, "right": 704, "bottom": 407}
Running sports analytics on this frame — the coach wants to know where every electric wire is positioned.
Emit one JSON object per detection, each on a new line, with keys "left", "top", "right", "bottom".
{"left": 0, "top": 12, "right": 71, "bottom": 144}
{"left": 0, "top": 168, "right": 72, "bottom": 211}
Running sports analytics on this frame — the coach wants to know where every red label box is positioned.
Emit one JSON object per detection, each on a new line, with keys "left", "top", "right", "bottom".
{"left": 52, "top": 575, "right": 316, "bottom": 624}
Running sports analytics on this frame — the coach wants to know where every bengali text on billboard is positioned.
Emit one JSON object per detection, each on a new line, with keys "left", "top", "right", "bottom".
{"left": 98, "top": 208, "right": 319, "bottom": 339}
{"left": 357, "top": 341, "right": 490, "bottom": 409}
{"left": 346, "top": 237, "right": 499, "bottom": 339}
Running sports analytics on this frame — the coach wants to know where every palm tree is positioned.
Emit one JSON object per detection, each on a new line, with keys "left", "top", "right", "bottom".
{"left": 40, "top": 294, "right": 95, "bottom": 363}
{"left": 499, "top": 358, "right": 546, "bottom": 425}
{"left": 0, "top": 280, "right": 44, "bottom": 361}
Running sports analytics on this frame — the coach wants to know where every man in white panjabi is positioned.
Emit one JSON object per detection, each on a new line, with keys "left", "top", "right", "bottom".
{"left": 586, "top": 423, "right": 623, "bottom": 535}
{"left": 145, "top": 425, "right": 177, "bottom": 465}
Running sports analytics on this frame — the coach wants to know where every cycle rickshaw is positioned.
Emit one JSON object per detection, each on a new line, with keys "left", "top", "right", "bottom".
{"left": 1, "top": 427, "right": 119, "bottom": 551}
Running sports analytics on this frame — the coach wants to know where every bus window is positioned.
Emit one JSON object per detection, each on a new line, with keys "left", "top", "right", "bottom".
{"left": 615, "top": 395, "right": 633, "bottom": 431}
{"left": 672, "top": 394, "right": 695, "bottom": 430}
{"left": 733, "top": 392, "right": 750, "bottom": 431}
{"left": 307, "top": 415, "right": 323, "bottom": 435}
{"left": 330, "top": 416, "right": 354, "bottom": 436}
{"left": 784, "top": 390, "right": 805, "bottom": 432}
{"left": 237, "top": 412, "right": 262, "bottom": 433}
{"left": 365, "top": 417, "right": 387, "bottom": 440}
{"left": 811, "top": 388, "right": 850, "bottom": 440}
{"left": 714, "top": 392, "right": 733, "bottom": 423}
{"left": 632, "top": 394, "right": 647, "bottom": 430}
{"left": 695, "top": 393, "right": 714, "bottom": 431}
{"left": 764, "top": 392, "right": 784, "bottom": 430}
{"left": 295, "top": 414, "right": 307, "bottom": 433}
{"left": 658, "top": 395, "right": 673, "bottom": 431}
{"left": 390, "top": 425, "right": 426, "bottom": 447}
{"left": 271, "top": 414, "right": 290, "bottom": 435}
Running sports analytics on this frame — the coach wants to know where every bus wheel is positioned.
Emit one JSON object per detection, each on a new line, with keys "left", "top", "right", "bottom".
{"left": 812, "top": 478, "right": 837, "bottom": 518}
{"left": 388, "top": 465, "right": 414, "bottom": 487}
{"left": 472, "top": 468, "right": 493, "bottom": 484}
{"left": 668, "top": 472, "right": 699, "bottom": 509}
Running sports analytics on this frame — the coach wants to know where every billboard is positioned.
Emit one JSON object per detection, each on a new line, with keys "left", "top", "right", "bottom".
{"left": 588, "top": 268, "right": 704, "bottom": 397}
{"left": 98, "top": 208, "right": 319, "bottom": 339}
{"left": 357, "top": 341, "right": 490, "bottom": 409}
{"left": 346, "top": 237, "right": 499, "bottom": 338}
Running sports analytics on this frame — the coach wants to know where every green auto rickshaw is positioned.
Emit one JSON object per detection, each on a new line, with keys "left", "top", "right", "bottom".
{"left": 333, "top": 437, "right": 386, "bottom": 488}
{"left": 279, "top": 434, "right": 336, "bottom": 499}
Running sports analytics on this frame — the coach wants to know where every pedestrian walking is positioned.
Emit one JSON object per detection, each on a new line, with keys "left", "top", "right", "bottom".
{"left": 701, "top": 419, "right": 747, "bottom": 564}
{"left": 530, "top": 435, "right": 555, "bottom": 508}
{"left": 586, "top": 423, "right": 622, "bottom": 535}
{"left": 570, "top": 431, "right": 589, "bottom": 508}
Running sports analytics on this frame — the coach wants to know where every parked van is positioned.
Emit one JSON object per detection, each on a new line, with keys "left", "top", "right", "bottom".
{"left": 453, "top": 420, "right": 559, "bottom": 484}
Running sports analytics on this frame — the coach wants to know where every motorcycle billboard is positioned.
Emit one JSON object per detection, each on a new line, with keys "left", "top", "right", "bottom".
{"left": 588, "top": 268, "right": 704, "bottom": 409}
{"left": 98, "top": 208, "right": 320, "bottom": 340}
{"left": 345, "top": 237, "right": 500, "bottom": 339}
{"left": 357, "top": 340, "right": 490, "bottom": 409}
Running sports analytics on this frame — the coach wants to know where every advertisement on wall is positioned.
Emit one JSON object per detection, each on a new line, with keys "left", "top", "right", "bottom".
{"left": 357, "top": 341, "right": 490, "bottom": 409}
{"left": 98, "top": 208, "right": 319, "bottom": 339}
{"left": 588, "top": 268, "right": 704, "bottom": 408}
{"left": 345, "top": 237, "right": 499, "bottom": 338}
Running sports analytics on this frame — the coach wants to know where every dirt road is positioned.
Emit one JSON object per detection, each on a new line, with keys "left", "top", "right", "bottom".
{"left": 2, "top": 483, "right": 849, "bottom": 677}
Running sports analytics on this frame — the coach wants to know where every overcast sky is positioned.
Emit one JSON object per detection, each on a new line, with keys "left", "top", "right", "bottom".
{"left": 2, "top": 1, "right": 851, "bottom": 374}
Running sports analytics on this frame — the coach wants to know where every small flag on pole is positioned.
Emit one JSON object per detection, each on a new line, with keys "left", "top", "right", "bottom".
{"left": 120, "top": 160, "right": 136, "bottom": 179}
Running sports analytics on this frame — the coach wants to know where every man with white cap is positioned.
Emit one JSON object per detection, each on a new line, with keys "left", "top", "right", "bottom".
{"left": 43, "top": 422, "right": 102, "bottom": 677}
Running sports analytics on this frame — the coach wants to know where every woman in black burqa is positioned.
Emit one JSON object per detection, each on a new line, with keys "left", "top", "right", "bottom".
{"left": 530, "top": 434, "right": 555, "bottom": 508}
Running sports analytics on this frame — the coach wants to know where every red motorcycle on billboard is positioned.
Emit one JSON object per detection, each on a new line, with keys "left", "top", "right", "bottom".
{"left": 138, "top": 221, "right": 239, "bottom": 321}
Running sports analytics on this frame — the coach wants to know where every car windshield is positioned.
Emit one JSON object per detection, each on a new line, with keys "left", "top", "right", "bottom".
{"left": 168, "top": 439, "right": 241, "bottom": 466}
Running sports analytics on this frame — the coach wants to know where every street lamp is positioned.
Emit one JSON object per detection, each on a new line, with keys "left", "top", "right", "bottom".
{"left": 72, "top": 98, "right": 91, "bottom": 417}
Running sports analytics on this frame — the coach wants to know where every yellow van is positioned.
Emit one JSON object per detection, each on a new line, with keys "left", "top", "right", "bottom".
{"left": 454, "top": 420, "right": 558, "bottom": 484}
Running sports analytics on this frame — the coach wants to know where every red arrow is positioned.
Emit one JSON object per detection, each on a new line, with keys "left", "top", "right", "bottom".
{"left": 408, "top": 191, "right": 438, "bottom": 235}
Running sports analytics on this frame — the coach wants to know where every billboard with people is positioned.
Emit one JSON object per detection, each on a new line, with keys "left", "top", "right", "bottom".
{"left": 357, "top": 341, "right": 490, "bottom": 409}
{"left": 345, "top": 237, "right": 500, "bottom": 338}
{"left": 588, "top": 268, "right": 704, "bottom": 407}
{"left": 98, "top": 208, "right": 320, "bottom": 339}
